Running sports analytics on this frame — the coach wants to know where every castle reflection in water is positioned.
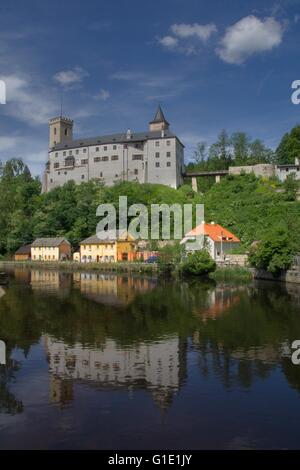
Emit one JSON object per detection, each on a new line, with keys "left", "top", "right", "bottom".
{"left": 11, "top": 268, "right": 249, "bottom": 412}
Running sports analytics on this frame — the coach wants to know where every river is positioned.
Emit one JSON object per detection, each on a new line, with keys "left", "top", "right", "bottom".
{"left": 0, "top": 267, "right": 300, "bottom": 449}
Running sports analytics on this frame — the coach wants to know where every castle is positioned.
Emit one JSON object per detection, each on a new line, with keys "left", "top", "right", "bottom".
{"left": 42, "top": 106, "right": 184, "bottom": 193}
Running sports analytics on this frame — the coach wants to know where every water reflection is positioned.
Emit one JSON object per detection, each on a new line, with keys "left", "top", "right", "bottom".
{"left": 46, "top": 335, "right": 186, "bottom": 411}
{"left": 0, "top": 267, "right": 300, "bottom": 448}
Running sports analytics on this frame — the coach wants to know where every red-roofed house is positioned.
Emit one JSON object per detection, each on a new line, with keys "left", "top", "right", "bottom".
{"left": 181, "top": 222, "right": 240, "bottom": 260}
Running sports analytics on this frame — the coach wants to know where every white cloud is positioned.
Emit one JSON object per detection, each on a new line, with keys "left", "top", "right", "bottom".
{"left": 171, "top": 23, "right": 217, "bottom": 41}
{"left": 53, "top": 67, "right": 89, "bottom": 86}
{"left": 95, "top": 88, "right": 110, "bottom": 101}
{"left": 159, "top": 36, "right": 179, "bottom": 48}
{"left": 1, "top": 74, "right": 57, "bottom": 125}
{"left": 217, "top": 15, "right": 284, "bottom": 65}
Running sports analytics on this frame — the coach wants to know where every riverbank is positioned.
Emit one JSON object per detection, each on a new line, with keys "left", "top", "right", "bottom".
{"left": 0, "top": 260, "right": 157, "bottom": 275}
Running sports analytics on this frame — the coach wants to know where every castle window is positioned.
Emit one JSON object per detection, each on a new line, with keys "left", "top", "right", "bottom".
{"left": 94, "top": 157, "right": 101, "bottom": 163}
{"left": 65, "top": 129, "right": 68, "bottom": 136}
{"left": 96, "top": 147, "right": 99, "bottom": 152}
{"left": 155, "top": 162, "right": 160, "bottom": 167}
{"left": 55, "top": 152, "right": 58, "bottom": 157}
{"left": 50, "top": 178, "right": 53, "bottom": 183}
{"left": 54, "top": 163, "right": 59, "bottom": 169}
{"left": 76, "top": 149, "right": 79, "bottom": 155}
{"left": 111, "top": 155, "right": 119, "bottom": 161}
{"left": 155, "top": 141, "right": 159, "bottom": 147}
{"left": 134, "top": 169, "right": 138, "bottom": 175}
{"left": 132, "top": 155, "right": 143, "bottom": 161}
{"left": 83, "top": 148, "right": 87, "bottom": 153}
{"left": 100, "top": 172, "right": 103, "bottom": 177}
{"left": 167, "top": 140, "right": 170, "bottom": 146}
{"left": 64, "top": 171, "right": 67, "bottom": 175}
{"left": 155, "top": 152, "right": 160, "bottom": 158}
{"left": 81, "top": 175, "right": 85, "bottom": 179}
{"left": 115, "top": 174, "right": 118, "bottom": 178}
{"left": 123, "top": 144, "right": 127, "bottom": 149}
{"left": 81, "top": 159, "right": 88, "bottom": 164}
{"left": 113, "top": 145, "right": 117, "bottom": 150}
{"left": 65, "top": 156, "right": 75, "bottom": 167}
{"left": 167, "top": 162, "right": 171, "bottom": 167}
{"left": 101, "top": 156, "right": 109, "bottom": 161}
{"left": 69, "top": 150, "right": 72, "bottom": 156}
{"left": 54, "top": 127, "right": 57, "bottom": 135}
{"left": 104, "top": 146, "right": 107, "bottom": 151}
{"left": 166, "top": 152, "right": 171, "bottom": 157}
{"left": 63, "top": 151, "right": 66, "bottom": 156}
{"left": 58, "top": 172, "right": 60, "bottom": 175}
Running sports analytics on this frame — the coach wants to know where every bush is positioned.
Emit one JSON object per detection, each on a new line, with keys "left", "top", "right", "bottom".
{"left": 180, "top": 249, "right": 216, "bottom": 277}
{"left": 248, "top": 227, "right": 294, "bottom": 276}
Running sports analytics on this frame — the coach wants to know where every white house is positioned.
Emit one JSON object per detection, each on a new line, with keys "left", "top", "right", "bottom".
{"left": 181, "top": 222, "right": 240, "bottom": 260}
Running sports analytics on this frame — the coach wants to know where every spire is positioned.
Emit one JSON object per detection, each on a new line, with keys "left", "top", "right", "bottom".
{"left": 149, "top": 105, "right": 170, "bottom": 131}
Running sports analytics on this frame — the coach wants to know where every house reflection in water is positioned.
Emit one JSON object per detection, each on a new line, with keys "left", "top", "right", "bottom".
{"left": 30, "top": 270, "right": 72, "bottom": 296}
{"left": 45, "top": 335, "right": 187, "bottom": 412}
{"left": 73, "top": 272, "right": 157, "bottom": 306}
{"left": 192, "top": 285, "right": 245, "bottom": 321}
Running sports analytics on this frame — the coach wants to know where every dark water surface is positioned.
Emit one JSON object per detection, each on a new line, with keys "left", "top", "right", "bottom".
{"left": 0, "top": 267, "right": 300, "bottom": 449}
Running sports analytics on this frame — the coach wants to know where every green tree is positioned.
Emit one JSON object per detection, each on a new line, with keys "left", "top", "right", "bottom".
{"left": 180, "top": 249, "right": 216, "bottom": 276}
{"left": 276, "top": 125, "right": 300, "bottom": 164}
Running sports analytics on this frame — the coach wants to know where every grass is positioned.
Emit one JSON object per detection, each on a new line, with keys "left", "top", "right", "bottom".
{"left": 0, "top": 260, "right": 157, "bottom": 274}
{"left": 210, "top": 265, "right": 253, "bottom": 282}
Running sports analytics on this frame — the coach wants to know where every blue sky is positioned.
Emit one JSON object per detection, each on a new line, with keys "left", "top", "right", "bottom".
{"left": 0, "top": 0, "right": 300, "bottom": 175}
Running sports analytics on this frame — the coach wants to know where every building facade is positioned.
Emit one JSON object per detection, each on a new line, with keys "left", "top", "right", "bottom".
{"left": 42, "top": 106, "right": 184, "bottom": 192}
{"left": 14, "top": 244, "right": 32, "bottom": 261}
{"left": 31, "top": 238, "right": 71, "bottom": 261}
{"left": 79, "top": 230, "right": 137, "bottom": 263}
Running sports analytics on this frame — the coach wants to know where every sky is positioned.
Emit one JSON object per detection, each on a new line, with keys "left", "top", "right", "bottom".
{"left": 0, "top": 0, "right": 300, "bottom": 176}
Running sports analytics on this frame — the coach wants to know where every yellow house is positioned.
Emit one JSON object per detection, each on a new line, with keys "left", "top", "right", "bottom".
{"left": 31, "top": 238, "right": 71, "bottom": 261}
{"left": 79, "top": 230, "right": 137, "bottom": 263}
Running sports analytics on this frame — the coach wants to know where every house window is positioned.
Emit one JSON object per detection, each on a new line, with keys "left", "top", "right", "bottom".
{"left": 155, "top": 162, "right": 160, "bottom": 167}
{"left": 113, "top": 145, "right": 117, "bottom": 150}
{"left": 167, "top": 140, "right": 170, "bottom": 146}
{"left": 167, "top": 162, "right": 171, "bottom": 167}
{"left": 155, "top": 141, "right": 159, "bottom": 147}
{"left": 81, "top": 175, "right": 85, "bottom": 179}
{"left": 132, "top": 154, "right": 143, "bottom": 160}
{"left": 111, "top": 155, "right": 119, "bottom": 161}
{"left": 166, "top": 152, "right": 171, "bottom": 157}
{"left": 94, "top": 157, "right": 101, "bottom": 162}
{"left": 155, "top": 152, "right": 160, "bottom": 158}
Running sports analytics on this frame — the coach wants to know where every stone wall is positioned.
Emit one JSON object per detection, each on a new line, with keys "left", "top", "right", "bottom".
{"left": 229, "top": 164, "right": 275, "bottom": 178}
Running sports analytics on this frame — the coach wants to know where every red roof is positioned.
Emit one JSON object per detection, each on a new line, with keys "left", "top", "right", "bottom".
{"left": 186, "top": 223, "right": 240, "bottom": 243}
